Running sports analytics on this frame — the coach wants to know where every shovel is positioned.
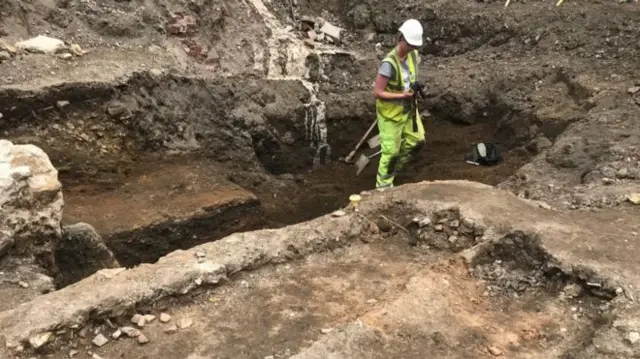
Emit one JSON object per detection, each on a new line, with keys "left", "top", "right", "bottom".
{"left": 344, "top": 119, "right": 377, "bottom": 163}
{"left": 355, "top": 149, "right": 382, "bottom": 176}
{"left": 354, "top": 138, "right": 406, "bottom": 176}
{"left": 367, "top": 134, "right": 380, "bottom": 149}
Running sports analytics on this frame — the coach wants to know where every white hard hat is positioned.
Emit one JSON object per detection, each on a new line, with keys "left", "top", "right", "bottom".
{"left": 398, "top": 19, "right": 423, "bottom": 47}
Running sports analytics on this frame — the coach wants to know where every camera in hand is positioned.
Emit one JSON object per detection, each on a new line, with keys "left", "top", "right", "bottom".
{"left": 410, "top": 81, "right": 427, "bottom": 98}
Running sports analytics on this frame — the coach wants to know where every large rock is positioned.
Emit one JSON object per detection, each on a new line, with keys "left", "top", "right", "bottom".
{"left": 15, "top": 35, "right": 65, "bottom": 54}
{"left": 54, "top": 223, "right": 121, "bottom": 288}
{"left": 0, "top": 140, "right": 63, "bottom": 269}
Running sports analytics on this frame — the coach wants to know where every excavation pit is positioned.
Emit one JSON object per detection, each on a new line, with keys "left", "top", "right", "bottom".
{"left": 57, "top": 112, "right": 530, "bottom": 269}
{"left": 1, "top": 72, "right": 534, "bottom": 274}
{"left": 34, "top": 233, "right": 613, "bottom": 359}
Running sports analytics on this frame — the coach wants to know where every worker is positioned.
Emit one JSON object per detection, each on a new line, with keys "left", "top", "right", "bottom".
{"left": 372, "top": 19, "right": 426, "bottom": 189}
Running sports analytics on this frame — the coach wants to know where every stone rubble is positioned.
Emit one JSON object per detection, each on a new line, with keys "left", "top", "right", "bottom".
{"left": 131, "top": 314, "right": 146, "bottom": 327}
{"left": 15, "top": 35, "right": 65, "bottom": 54}
{"left": 178, "top": 317, "right": 194, "bottom": 329}
{"left": 160, "top": 313, "right": 172, "bottom": 323}
{"left": 319, "top": 22, "right": 342, "bottom": 41}
{"left": 28, "top": 332, "right": 53, "bottom": 349}
{"left": 91, "top": 333, "right": 109, "bottom": 347}
{"left": 137, "top": 333, "right": 149, "bottom": 344}
{"left": 111, "top": 329, "right": 122, "bottom": 340}
{"left": 120, "top": 326, "right": 141, "bottom": 338}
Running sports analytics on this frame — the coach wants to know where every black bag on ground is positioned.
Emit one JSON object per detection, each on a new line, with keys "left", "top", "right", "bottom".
{"left": 466, "top": 142, "right": 503, "bottom": 166}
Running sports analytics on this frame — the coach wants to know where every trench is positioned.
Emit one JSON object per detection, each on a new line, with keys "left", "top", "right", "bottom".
{"left": 38, "top": 224, "right": 617, "bottom": 359}
{"left": 0, "top": 70, "right": 537, "bottom": 287}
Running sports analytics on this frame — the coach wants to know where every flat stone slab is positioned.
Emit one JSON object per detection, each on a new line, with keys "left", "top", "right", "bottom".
{"left": 63, "top": 160, "right": 262, "bottom": 266}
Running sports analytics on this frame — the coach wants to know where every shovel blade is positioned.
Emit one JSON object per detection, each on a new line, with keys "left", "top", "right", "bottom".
{"left": 367, "top": 135, "right": 380, "bottom": 149}
{"left": 354, "top": 154, "right": 370, "bottom": 176}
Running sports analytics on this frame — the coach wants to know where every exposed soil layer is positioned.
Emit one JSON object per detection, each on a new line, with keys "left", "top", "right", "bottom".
{"left": 1, "top": 181, "right": 638, "bottom": 359}
{"left": 63, "top": 156, "right": 263, "bottom": 267}
{"left": 40, "top": 234, "right": 612, "bottom": 359}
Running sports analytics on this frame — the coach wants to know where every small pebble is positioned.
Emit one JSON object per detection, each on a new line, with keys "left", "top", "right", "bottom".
{"left": 137, "top": 334, "right": 149, "bottom": 344}
{"left": 331, "top": 210, "right": 347, "bottom": 217}
{"left": 120, "top": 326, "right": 140, "bottom": 338}
{"left": 164, "top": 324, "right": 178, "bottom": 334}
{"left": 178, "top": 317, "right": 193, "bottom": 329}
{"left": 92, "top": 334, "right": 108, "bottom": 347}
{"left": 144, "top": 314, "right": 156, "bottom": 323}
{"left": 488, "top": 346, "right": 503, "bottom": 356}
{"left": 111, "top": 329, "right": 122, "bottom": 340}
{"left": 160, "top": 313, "right": 172, "bottom": 323}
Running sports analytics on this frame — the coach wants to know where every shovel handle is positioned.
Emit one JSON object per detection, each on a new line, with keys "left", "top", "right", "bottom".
{"left": 345, "top": 119, "right": 377, "bottom": 162}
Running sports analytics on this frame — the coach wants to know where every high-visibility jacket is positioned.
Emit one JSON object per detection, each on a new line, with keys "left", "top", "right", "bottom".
{"left": 375, "top": 48, "right": 420, "bottom": 122}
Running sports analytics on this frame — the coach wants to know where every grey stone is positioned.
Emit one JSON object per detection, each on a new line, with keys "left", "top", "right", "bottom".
{"left": 111, "top": 329, "right": 122, "bottom": 339}
{"left": 55, "top": 223, "right": 120, "bottom": 287}
{"left": 448, "top": 236, "right": 458, "bottom": 244}
{"left": 120, "top": 326, "right": 140, "bottom": 338}
{"left": 0, "top": 140, "right": 62, "bottom": 269}
{"left": 178, "top": 317, "right": 193, "bottom": 329}
{"left": 563, "top": 284, "right": 582, "bottom": 298}
{"left": 144, "top": 314, "right": 156, "bottom": 323}
{"left": 15, "top": 35, "right": 65, "bottom": 54}
{"left": 92, "top": 334, "right": 109, "bottom": 347}
{"left": 160, "top": 313, "right": 172, "bottom": 323}
{"left": 450, "top": 220, "right": 460, "bottom": 229}
{"left": 56, "top": 100, "right": 70, "bottom": 109}
{"left": 137, "top": 333, "right": 149, "bottom": 344}
{"left": 28, "top": 332, "right": 53, "bottom": 349}
{"left": 488, "top": 346, "right": 504, "bottom": 356}
{"left": 331, "top": 210, "right": 347, "bottom": 217}
{"left": 320, "top": 22, "right": 342, "bottom": 41}
{"left": 418, "top": 217, "right": 432, "bottom": 228}
{"left": 617, "top": 168, "right": 630, "bottom": 179}
{"left": 628, "top": 331, "right": 640, "bottom": 344}
{"left": 164, "top": 325, "right": 178, "bottom": 334}
{"left": 628, "top": 86, "right": 640, "bottom": 95}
